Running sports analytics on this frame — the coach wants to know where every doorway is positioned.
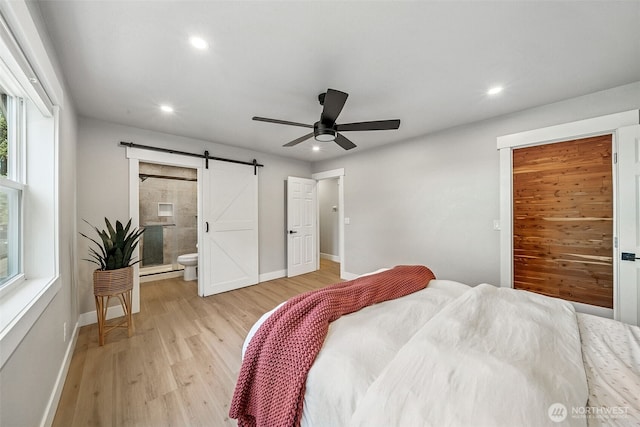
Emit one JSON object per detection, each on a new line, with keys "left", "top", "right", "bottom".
{"left": 127, "top": 147, "right": 203, "bottom": 313}
{"left": 138, "top": 162, "right": 198, "bottom": 281}
{"left": 318, "top": 178, "right": 340, "bottom": 265}
{"left": 497, "top": 110, "right": 640, "bottom": 324}
{"left": 286, "top": 168, "right": 346, "bottom": 279}
{"left": 286, "top": 176, "right": 342, "bottom": 277}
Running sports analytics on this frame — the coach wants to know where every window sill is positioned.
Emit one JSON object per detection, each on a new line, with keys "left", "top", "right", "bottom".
{"left": 0, "top": 275, "right": 60, "bottom": 369}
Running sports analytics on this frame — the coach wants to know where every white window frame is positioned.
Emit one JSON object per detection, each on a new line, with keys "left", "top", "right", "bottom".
{"left": 0, "top": 88, "right": 26, "bottom": 292}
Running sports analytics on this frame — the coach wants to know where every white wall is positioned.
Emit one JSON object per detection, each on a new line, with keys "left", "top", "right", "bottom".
{"left": 318, "top": 178, "right": 339, "bottom": 258}
{"left": 0, "top": 2, "right": 79, "bottom": 426}
{"left": 76, "top": 117, "right": 312, "bottom": 315}
{"left": 313, "top": 82, "right": 640, "bottom": 284}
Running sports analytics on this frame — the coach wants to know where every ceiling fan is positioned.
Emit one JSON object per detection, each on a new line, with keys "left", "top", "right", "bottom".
{"left": 252, "top": 88, "right": 401, "bottom": 150}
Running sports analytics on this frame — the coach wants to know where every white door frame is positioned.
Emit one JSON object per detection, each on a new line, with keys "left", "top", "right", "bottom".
{"left": 126, "top": 147, "right": 204, "bottom": 312}
{"left": 617, "top": 125, "right": 640, "bottom": 325}
{"left": 497, "top": 110, "right": 639, "bottom": 320}
{"left": 312, "top": 168, "right": 346, "bottom": 279}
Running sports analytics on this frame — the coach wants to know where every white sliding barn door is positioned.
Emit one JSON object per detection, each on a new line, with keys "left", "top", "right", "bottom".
{"left": 617, "top": 124, "right": 640, "bottom": 325}
{"left": 201, "top": 161, "right": 258, "bottom": 296}
{"left": 287, "top": 176, "right": 317, "bottom": 277}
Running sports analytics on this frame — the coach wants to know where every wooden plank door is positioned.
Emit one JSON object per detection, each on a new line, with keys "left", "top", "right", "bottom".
{"left": 512, "top": 134, "right": 613, "bottom": 308}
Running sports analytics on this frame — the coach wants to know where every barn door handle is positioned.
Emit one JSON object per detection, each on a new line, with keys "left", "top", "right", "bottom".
{"left": 205, "top": 222, "right": 209, "bottom": 233}
{"left": 622, "top": 252, "right": 640, "bottom": 261}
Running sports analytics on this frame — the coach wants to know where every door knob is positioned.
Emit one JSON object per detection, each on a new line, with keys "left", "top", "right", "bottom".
{"left": 289, "top": 230, "right": 297, "bottom": 234}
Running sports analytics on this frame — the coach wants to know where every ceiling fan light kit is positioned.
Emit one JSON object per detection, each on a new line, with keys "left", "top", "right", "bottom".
{"left": 314, "top": 122, "right": 336, "bottom": 142}
{"left": 253, "top": 88, "right": 401, "bottom": 150}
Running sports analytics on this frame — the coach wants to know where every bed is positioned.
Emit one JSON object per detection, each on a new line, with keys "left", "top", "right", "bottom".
{"left": 230, "top": 266, "right": 640, "bottom": 427}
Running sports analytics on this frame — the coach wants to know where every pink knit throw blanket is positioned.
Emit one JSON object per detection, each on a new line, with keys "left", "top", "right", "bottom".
{"left": 229, "top": 265, "right": 436, "bottom": 427}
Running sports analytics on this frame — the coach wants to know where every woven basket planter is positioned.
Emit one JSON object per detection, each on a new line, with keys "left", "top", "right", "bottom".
{"left": 93, "top": 266, "right": 133, "bottom": 296}
{"left": 93, "top": 266, "right": 134, "bottom": 345}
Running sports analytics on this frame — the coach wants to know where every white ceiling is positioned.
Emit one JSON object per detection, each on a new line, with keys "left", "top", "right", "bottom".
{"left": 37, "top": 1, "right": 640, "bottom": 162}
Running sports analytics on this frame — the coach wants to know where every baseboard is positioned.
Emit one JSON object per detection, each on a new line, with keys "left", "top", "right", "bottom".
{"left": 78, "top": 304, "right": 125, "bottom": 327}
{"left": 572, "top": 301, "right": 614, "bottom": 319}
{"left": 259, "top": 269, "right": 286, "bottom": 283}
{"left": 40, "top": 321, "right": 79, "bottom": 427}
{"left": 140, "top": 270, "right": 183, "bottom": 283}
{"left": 320, "top": 253, "right": 340, "bottom": 262}
{"left": 341, "top": 271, "right": 359, "bottom": 280}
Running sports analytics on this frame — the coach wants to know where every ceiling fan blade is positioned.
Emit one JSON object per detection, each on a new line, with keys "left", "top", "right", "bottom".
{"left": 336, "top": 119, "right": 401, "bottom": 132}
{"left": 253, "top": 116, "right": 313, "bottom": 128}
{"left": 320, "top": 89, "right": 348, "bottom": 124}
{"left": 335, "top": 133, "right": 357, "bottom": 150}
{"left": 283, "top": 132, "right": 314, "bottom": 147}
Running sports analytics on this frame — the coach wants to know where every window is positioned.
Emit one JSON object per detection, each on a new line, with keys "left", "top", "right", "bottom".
{"left": 0, "top": 2, "right": 63, "bottom": 371}
{"left": 0, "top": 87, "right": 24, "bottom": 288}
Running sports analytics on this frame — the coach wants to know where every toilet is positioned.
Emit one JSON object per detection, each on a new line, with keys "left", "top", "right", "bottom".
{"left": 177, "top": 253, "right": 198, "bottom": 281}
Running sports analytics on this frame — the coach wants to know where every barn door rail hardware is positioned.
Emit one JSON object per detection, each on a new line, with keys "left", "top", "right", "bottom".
{"left": 120, "top": 141, "right": 264, "bottom": 175}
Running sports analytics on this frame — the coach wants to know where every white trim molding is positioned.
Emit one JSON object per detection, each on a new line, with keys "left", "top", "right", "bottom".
{"left": 259, "top": 269, "right": 286, "bottom": 283}
{"left": 78, "top": 304, "right": 125, "bottom": 327}
{"left": 497, "top": 110, "right": 639, "bottom": 149}
{"left": 0, "top": 0, "right": 63, "bottom": 113}
{"left": 320, "top": 252, "right": 340, "bottom": 263}
{"left": 41, "top": 321, "right": 79, "bottom": 427}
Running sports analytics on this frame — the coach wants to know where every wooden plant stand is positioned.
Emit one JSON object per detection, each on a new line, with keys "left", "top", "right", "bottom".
{"left": 93, "top": 266, "right": 134, "bottom": 346}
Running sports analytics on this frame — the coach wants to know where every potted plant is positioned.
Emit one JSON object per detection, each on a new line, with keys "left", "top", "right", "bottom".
{"left": 81, "top": 218, "right": 144, "bottom": 345}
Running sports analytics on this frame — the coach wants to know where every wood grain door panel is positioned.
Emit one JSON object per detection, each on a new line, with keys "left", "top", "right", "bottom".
{"left": 513, "top": 134, "right": 613, "bottom": 308}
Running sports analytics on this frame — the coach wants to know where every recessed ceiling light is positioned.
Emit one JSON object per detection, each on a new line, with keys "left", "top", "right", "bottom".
{"left": 189, "top": 36, "right": 208, "bottom": 50}
{"left": 487, "top": 86, "right": 503, "bottom": 96}
{"left": 160, "top": 104, "right": 174, "bottom": 113}
{"left": 312, "top": 146, "right": 321, "bottom": 152}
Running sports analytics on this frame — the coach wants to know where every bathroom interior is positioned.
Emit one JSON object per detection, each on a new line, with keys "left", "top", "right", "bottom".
{"left": 139, "top": 162, "right": 198, "bottom": 284}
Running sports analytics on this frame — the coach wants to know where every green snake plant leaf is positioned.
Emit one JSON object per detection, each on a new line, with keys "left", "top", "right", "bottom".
{"left": 81, "top": 218, "right": 145, "bottom": 271}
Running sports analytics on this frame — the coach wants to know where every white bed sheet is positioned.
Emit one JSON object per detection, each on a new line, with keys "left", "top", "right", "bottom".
{"left": 577, "top": 313, "right": 640, "bottom": 426}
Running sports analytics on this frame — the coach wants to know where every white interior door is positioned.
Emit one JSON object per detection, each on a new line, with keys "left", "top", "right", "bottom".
{"left": 287, "top": 176, "right": 317, "bottom": 277}
{"left": 617, "top": 124, "right": 640, "bottom": 325}
{"left": 201, "top": 160, "right": 258, "bottom": 296}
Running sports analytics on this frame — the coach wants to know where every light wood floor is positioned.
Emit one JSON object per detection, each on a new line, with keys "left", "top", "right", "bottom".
{"left": 53, "top": 260, "right": 341, "bottom": 427}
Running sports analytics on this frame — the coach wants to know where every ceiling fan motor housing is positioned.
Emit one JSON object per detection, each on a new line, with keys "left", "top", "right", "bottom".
{"left": 314, "top": 121, "right": 336, "bottom": 141}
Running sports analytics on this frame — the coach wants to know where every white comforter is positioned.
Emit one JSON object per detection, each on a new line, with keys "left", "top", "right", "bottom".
{"left": 301, "top": 279, "right": 471, "bottom": 427}
{"left": 245, "top": 279, "right": 593, "bottom": 426}
{"left": 347, "top": 284, "right": 588, "bottom": 427}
